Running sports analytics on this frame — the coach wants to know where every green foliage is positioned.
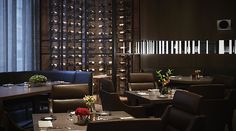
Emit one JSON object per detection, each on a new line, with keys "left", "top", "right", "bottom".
{"left": 156, "top": 69, "right": 173, "bottom": 86}
{"left": 161, "top": 87, "right": 169, "bottom": 95}
{"left": 29, "top": 75, "right": 47, "bottom": 83}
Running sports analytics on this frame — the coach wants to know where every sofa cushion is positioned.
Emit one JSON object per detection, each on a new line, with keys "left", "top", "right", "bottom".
{"left": 38, "top": 71, "right": 76, "bottom": 83}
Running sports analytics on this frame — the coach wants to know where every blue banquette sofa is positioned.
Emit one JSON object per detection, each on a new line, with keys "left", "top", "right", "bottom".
{"left": 0, "top": 70, "right": 93, "bottom": 95}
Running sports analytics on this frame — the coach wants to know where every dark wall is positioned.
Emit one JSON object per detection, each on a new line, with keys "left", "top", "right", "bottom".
{"left": 140, "top": 54, "right": 236, "bottom": 76}
{"left": 40, "top": 0, "right": 50, "bottom": 70}
{"left": 140, "top": 0, "right": 236, "bottom": 40}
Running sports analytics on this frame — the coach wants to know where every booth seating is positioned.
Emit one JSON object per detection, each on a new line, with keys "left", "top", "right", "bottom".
{"left": 0, "top": 70, "right": 92, "bottom": 128}
{"left": 0, "top": 70, "right": 93, "bottom": 93}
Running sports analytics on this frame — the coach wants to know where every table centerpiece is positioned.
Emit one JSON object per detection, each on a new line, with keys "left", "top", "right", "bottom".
{"left": 156, "top": 69, "right": 173, "bottom": 95}
{"left": 75, "top": 107, "right": 90, "bottom": 125}
{"left": 29, "top": 74, "right": 47, "bottom": 87}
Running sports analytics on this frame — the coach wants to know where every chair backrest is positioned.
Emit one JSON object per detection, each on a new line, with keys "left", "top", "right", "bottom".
{"left": 99, "top": 78, "right": 147, "bottom": 118}
{"left": 100, "top": 79, "right": 125, "bottom": 111}
{"left": 188, "top": 84, "right": 228, "bottom": 131}
{"left": 128, "top": 73, "right": 156, "bottom": 91}
{"left": 100, "top": 78, "right": 115, "bottom": 93}
{"left": 161, "top": 90, "right": 205, "bottom": 131}
{"left": 199, "top": 99, "right": 227, "bottom": 131}
{"left": 212, "top": 75, "right": 235, "bottom": 89}
{"left": 187, "top": 84, "right": 225, "bottom": 99}
{"left": 51, "top": 84, "right": 89, "bottom": 113}
{"left": 1, "top": 111, "right": 25, "bottom": 131}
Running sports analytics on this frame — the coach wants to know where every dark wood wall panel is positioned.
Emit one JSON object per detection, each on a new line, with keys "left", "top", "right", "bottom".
{"left": 140, "top": 0, "right": 236, "bottom": 40}
{"left": 140, "top": 54, "right": 236, "bottom": 76}
{"left": 40, "top": 0, "right": 49, "bottom": 70}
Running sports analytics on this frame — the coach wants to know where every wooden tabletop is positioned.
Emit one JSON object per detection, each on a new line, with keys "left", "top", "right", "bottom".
{"left": 0, "top": 85, "right": 51, "bottom": 101}
{"left": 125, "top": 91, "right": 173, "bottom": 105}
{"left": 170, "top": 76, "right": 213, "bottom": 85}
{"left": 32, "top": 111, "right": 133, "bottom": 131}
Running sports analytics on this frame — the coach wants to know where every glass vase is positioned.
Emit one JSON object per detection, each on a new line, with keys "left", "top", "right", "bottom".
{"left": 77, "top": 115, "right": 88, "bottom": 125}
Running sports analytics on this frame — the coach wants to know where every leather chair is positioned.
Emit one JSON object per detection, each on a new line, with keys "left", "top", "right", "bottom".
{"left": 187, "top": 84, "right": 225, "bottom": 99}
{"left": 87, "top": 90, "right": 205, "bottom": 131}
{"left": 128, "top": 73, "right": 156, "bottom": 91}
{"left": 0, "top": 111, "right": 31, "bottom": 131}
{"left": 51, "top": 84, "right": 89, "bottom": 113}
{"left": 100, "top": 78, "right": 147, "bottom": 118}
{"left": 188, "top": 84, "right": 229, "bottom": 131}
{"left": 227, "top": 89, "right": 236, "bottom": 131}
{"left": 212, "top": 75, "right": 235, "bottom": 89}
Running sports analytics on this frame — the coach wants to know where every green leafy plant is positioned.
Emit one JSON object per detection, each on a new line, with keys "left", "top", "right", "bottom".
{"left": 156, "top": 69, "right": 173, "bottom": 86}
{"left": 29, "top": 74, "right": 47, "bottom": 83}
{"left": 161, "top": 87, "right": 169, "bottom": 95}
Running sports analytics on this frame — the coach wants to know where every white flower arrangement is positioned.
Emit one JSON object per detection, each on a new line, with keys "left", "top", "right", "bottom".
{"left": 83, "top": 95, "right": 96, "bottom": 107}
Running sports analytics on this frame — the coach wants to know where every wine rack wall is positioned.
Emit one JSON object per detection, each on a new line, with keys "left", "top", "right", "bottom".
{"left": 48, "top": 0, "right": 133, "bottom": 91}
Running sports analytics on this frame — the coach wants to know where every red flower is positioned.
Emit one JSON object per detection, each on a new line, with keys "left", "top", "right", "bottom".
{"left": 75, "top": 107, "right": 90, "bottom": 116}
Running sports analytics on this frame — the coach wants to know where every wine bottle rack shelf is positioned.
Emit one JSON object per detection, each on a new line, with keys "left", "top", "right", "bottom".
{"left": 48, "top": 0, "right": 133, "bottom": 91}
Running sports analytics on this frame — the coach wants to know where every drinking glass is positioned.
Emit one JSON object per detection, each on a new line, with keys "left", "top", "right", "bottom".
{"left": 65, "top": 110, "right": 75, "bottom": 130}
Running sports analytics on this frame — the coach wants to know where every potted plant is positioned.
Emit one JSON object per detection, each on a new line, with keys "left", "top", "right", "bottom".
{"left": 156, "top": 69, "right": 173, "bottom": 95}
{"left": 29, "top": 74, "right": 47, "bottom": 87}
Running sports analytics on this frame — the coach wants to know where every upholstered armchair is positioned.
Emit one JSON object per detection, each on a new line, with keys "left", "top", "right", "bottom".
{"left": 100, "top": 78, "right": 147, "bottom": 118}
{"left": 51, "top": 84, "right": 89, "bottom": 113}
{"left": 128, "top": 73, "right": 157, "bottom": 91}
{"left": 188, "top": 84, "right": 230, "bottom": 131}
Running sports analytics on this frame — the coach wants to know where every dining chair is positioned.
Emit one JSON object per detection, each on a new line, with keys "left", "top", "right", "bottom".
{"left": 188, "top": 84, "right": 230, "bottom": 131}
{"left": 98, "top": 77, "right": 128, "bottom": 104}
{"left": 224, "top": 89, "right": 236, "bottom": 131}
{"left": 100, "top": 78, "right": 147, "bottom": 118}
{"left": 51, "top": 84, "right": 89, "bottom": 113}
{"left": 187, "top": 84, "right": 226, "bottom": 99}
{"left": 211, "top": 75, "right": 235, "bottom": 89}
{"left": 87, "top": 90, "right": 205, "bottom": 131}
{"left": 128, "top": 72, "right": 157, "bottom": 91}
{"left": 0, "top": 111, "right": 32, "bottom": 131}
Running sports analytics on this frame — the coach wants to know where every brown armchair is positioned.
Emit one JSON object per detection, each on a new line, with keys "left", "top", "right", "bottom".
{"left": 212, "top": 75, "right": 234, "bottom": 89}
{"left": 100, "top": 78, "right": 147, "bottom": 118}
{"left": 0, "top": 111, "right": 32, "bottom": 131}
{"left": 51, "top": 84, "right": 89, "bottom": 113}
{"left": 128, "top": 73, "right": 156, "bottom": 91}
{"left": 188, "top": 84, "right": 230, "bottom": 131}
{"left": 87, "top": 90, "right": 205, "bottom": 131}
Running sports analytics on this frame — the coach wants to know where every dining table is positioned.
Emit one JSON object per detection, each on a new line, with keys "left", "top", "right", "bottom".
{"left": 169, "top": 75, "right": 213, "bottom": 89}
{"left": 125, "top": 90, "right": 173, "bottom": 106}
{"left": 169, "top": 75, "right": 213, "bottom": 85}
{"left": 32, "top": 111, "right": 134, "bottom": 131}
{"left": 0, "top": 81, "right": 71, "bottom": 127}
{"left": 125, "top": 90, "right": 175, "bottom": 117}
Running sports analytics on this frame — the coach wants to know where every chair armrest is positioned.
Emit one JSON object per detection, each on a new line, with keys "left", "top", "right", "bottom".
{"left": 187, "top": 115, "right": 206, "bottom": 131}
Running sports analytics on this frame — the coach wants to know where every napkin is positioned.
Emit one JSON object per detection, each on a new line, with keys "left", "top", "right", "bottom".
{"left": 137, "top": 92, "right": 149, "bottom": 96}
{"left": 38, "top": 120, "right": 53, "bottom": 128}
{"left": 120, "top": 116, "right": 134, "bottom": 120}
